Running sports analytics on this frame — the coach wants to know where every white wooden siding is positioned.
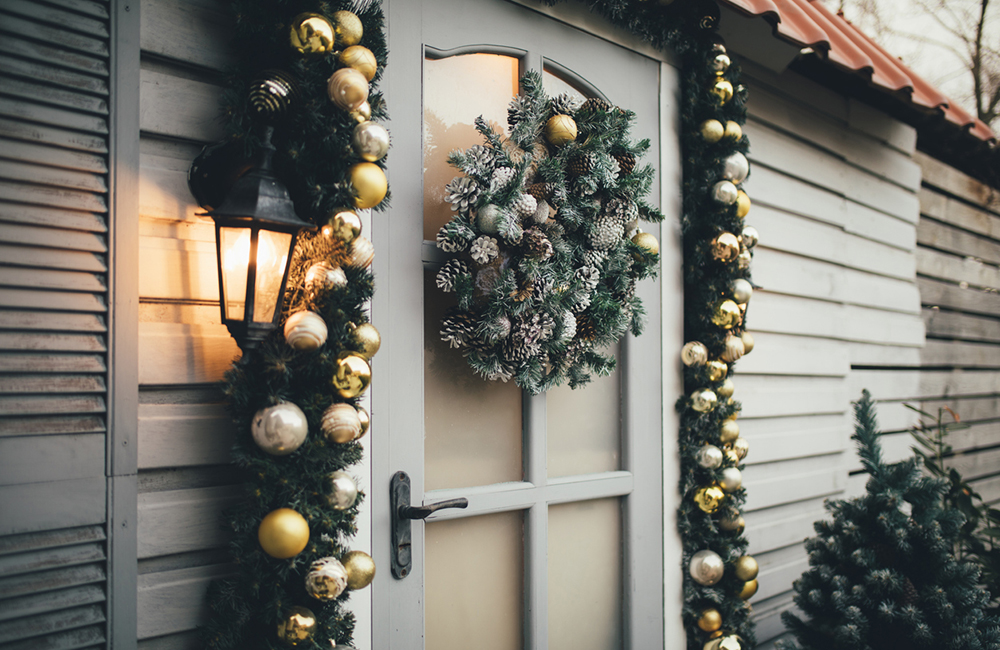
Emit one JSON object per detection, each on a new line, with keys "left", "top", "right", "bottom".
{"left": 736, "top": 59, "right": 925, "bottom": 649}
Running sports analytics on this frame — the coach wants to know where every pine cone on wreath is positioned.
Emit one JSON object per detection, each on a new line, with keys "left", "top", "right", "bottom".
{"left": 512, "top": 193, "right": 538, "bottom": 219}
{"left": 436, "top": 226, "right": 467, "bottom": 253}
{"left": 568, "top": 153, "right": 595, "bottom": 177}
{"left": 589, "top": 215, "right": 624, "bottom": 250}
{"left": 523, "top": 228, "right": 554, "bottom": 260}
{"left": 606, "top": 198, "right": 639, "bottom": 226}
{"left": 613, "top": 151, "right": 637, "bottom": 175}
{"left": 470, "top": 236, "right": 500, "bottom": 264}
{"left": 550, "top": 92, "right": 581, "bottom": 116}
{"left": 526, "top": 182, "right": 554, "bottom": 202}
{"left": 441, "top": 309, "right": 476, "bottom": 349}
{"left": 580, "top": 97, "right": 611, "bottom": 113}
{"left": 490, "top": 167, "right": 517, "bottom": 193}
{"left": 436, "top": 259, "right": 470, "bottom": 292}
{"left": 575, "top": 265, "right": 601, "bottom": 291}
{"left": 508, "top": 94, "right": 532, "bottom": 129}
{"left": 444, "top": 176, "right": 481, "bottom": 214}
{"left": 575, "top": 313, "right": 598, "bottom": 341}
{"left": 463, "top": 144, "right": 495, "bottom": 176}
{"left": 582, "top": 248, "right": 608, "bottom": 269}
{"left": 557, "top": 310, "right": 577, "bottom": 343}
{"left": 901, "top": 577, "right": 919, "bottom": 606}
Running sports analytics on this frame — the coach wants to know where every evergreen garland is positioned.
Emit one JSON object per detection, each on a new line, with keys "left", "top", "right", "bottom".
{"left": 435, "top": 72, "right": 663, "bottom": 394}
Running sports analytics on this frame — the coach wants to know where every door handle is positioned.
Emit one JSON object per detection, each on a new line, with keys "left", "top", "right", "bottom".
{"left": 390, "top": 471, "right": 468, "bottom": 579}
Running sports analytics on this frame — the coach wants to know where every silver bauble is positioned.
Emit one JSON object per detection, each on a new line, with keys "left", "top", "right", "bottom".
{"left": 711, "top": 53, "right": 731, "bottom": 75}
{"left": 741, "top": 225, "right": 759, "bottom": 249}
{"left": 737, "top": 248, "right": 752, "bottom": 270}
{"left": 718, "top": 510, "right": 745, "bottom": 533}
{"left": 696, "top": 445, "right": 724, "bottom": 469}
{"left": 352, "top": 121, "right": 390, "bottom": 162}
{"left": 731, "top": 278, "right": 753, "bottom": 304}
{"left": 720, "top": 467, "right": 743, "bottom": 492}
{"left": 722, "top": 152, "right": 749, "bottom": 184}
{"left": 712, "top": 180, "right": 738, "bottom": 205}
{"left": 476, "top": 204, "right": 502, "bottom": 235}
{"left": 305, "top": 557, "right": 349, "bottom": 601}
{"left": 252, "top": 403, "right": 308, "bottom": 455}
{"left": 691, "top": 389, "right": 718, "bottom": 413}
{"left": 284, "top": 311, "right": 328, "bottom": 351}
{"left": 305, "top": 261, "right": 348, "bottom": 294}
{"left": 732, "top": 437, "right": 749, "bottom": 461}
{"left": 720, "top": 335, "right": 745, "bottom": 363}
{"left": 348, "top": 236, "right": 375, "bottom": 269}
{"left": 689, "top": 549, "right": 725, "bottom": 586}
{"left": 681, "top": 341, "right": 709, "bottom": 366}
{"left": 327, "top": 470, "right": 359, "bottom": 510}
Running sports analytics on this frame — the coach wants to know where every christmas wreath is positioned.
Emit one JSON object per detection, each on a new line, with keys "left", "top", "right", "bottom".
{"left": 433, "top": 71, "right": 663, "bottom": 394}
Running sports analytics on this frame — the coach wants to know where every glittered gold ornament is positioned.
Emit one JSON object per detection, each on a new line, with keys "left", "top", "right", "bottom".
{"left": 341, "top": 550, "right": 376, "bottom": 589}
{"left": 689, "top": 549, "right": 724, "bottom": 585}
{"left": 305, "top": 261, "right": 348, "bottom": 295}
{"left": 352, "top": 121, "right": 390, "bottom": 162}
{"left": 332, "top": 351, "right": 372, "bottom": 398}
{"left": 711, "top": 300, "right": 741, "bottom": 329}
{"left": 706, "top": 360, "right": 727, "bottom": 382}
{"left": 682, "top": 341, "right": 709, "bottom": 366}
{"left": 720, "top": 334, "right": 745, "bottom": 363}
{"left": 252, "top": 403, "right": 308, "bottom": 456}
{"left": 724, "top": 120, "right": 743, "bottom": 141}
{"left": 284, "top": 311, "right": 328, "bottom": 351}
{"left": 349, "top": 162, "right": 387, "bottom": 209}
{"left": 356, "top": 406, "right": 370, "bottom": 438}
{"left": 348, "top": 236, "right": 375, "bottom": 269}
{"left": 321, "top": 402, "right": 362, "bottom": 443}
{"left": 705, "top": 634, "right": 745, "bottom": 650}
{"left": 691, "top": 388, "right": 718, "bottom": 413}
{"left": 322, "top": 209, "right": 362, "bottom": 244}
{"left": 544, "top": 114, "right": 577, "bottom": 146}
{"left": 697, "top": 607, "right": 722, "bottom": 632}
{"left": 276, "top": 606, "right": 317, "bottom": 647}
{"left": 712, "top": 180, "right": 738, "bottom": 205}
{"left": 351, "top": 322, "right": 381, "bottom": 359}
{"left": 289, "top": 13, "right": 335, "bottom": 56}
{"left": 259, "top": 508, "right": 309, "bottom": 559}
{"left": 741, "top": 226, "right": 759, "bottom": 249}
{"left": 700, "top": 119, "right": 724, "bottom": 143}
{"left": 328, "top": 68, "right": 369, "bottom": 112}
{"left": 248, "top": 70, "right": 300, "bottom": 117}
{"left": 711, "top": 232, "right": 740, "bottom": 262}
{"left": 632, "top": 231, "right": 659, "bottom": 256}
{"left": 332, "top": 10, "right": 363, "bottom": 47}
{"left": 731, "top": 278, "right": 753, "bottom": 304}
{"left": 735, "top": 190, "right": 751, "bottom": 218}
{"left": 732, "top": 437, "right": 749, "bottom": 460}
{"left": 305, "top": 557, "right": 349, "bottom": 601}
{"left": 719, "top": 467, "right": 742, "bottom": 492}
{"left": 327, "top": 470, "right": 359, "bottom": 510}
{"left": 719, "top": 418, "right": 739, "bottom": 444}
{"left": 350, "top": 101, "right": 372, "bottom": 123}
{"left": 734, "top": 555, "right": 759, "bottom": 581}
{"left": 718, "top": 511, "right": 745, "bottom": 533}
{"left": 339, "top": 45, "right": 377, "bottom": 81}
{"left": 711, "top": 79, "right": 733, "bottom": 104}
{"left": 710, "top": 53, "right": 731, "bottom": 76}
{"left": 741, "top": 331, "right": 755, "bottom": 354}
{"left": 696, "top": 444, "right": 724, "bottom": 469}
{"left": 717, "top": 378, "right": 735, "bottom": 399}
{"left": 738, "top": 579, "right": 758, "bottom": 600}
{"left": 694, "top": 485, "right": 725, "bottom": 513}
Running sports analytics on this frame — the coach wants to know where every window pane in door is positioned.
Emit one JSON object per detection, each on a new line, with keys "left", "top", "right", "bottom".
{"left": 546, "top": 346, "right": 621, "bottom": 477}
{"left": 426, "top": 511, "right": 524, "bottom": 650}
{"left": 548, "top": 498, "right": 623, "bottom": 650}
{"left": 424, "top": 53, "right": 519, "bottom": 240}
{"left": 542, "top": 64, "right": 589, "bottom": 104}
{"left": 423, "top": 270, "right": 522, "bottom": 490}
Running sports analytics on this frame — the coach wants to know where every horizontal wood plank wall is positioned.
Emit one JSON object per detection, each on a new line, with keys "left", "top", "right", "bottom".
{"left": 136, "top": 1, "right": 238, "bottom": 647}
{"left": 736, "top": 60, "right": 924, "bottom": 648}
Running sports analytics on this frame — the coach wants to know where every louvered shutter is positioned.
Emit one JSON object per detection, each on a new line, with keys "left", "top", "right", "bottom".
{"left": 0, "top": 1, "right": 114, "bottom": 648}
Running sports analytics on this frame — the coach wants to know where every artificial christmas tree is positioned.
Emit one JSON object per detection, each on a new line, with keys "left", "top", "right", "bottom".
{"left": 780, "top": 390, "right": 1000, "bottom": 650}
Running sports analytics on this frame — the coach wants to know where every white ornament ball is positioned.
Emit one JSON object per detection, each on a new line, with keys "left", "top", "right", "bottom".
{"left": 284, "top": 311, "right": 328, "bottom": 351}
{"left": 348, "top": 236, "right": 375, "bottom": 269}
{"left": 533, "top": 199, "right": 551, "bottom": 225}
{"left": 305, "top": 261, "right": 348, "bottom": 294}
{"left": 327, "top": 470, "right": 359, "bottom": 510}
{"left": 696, "top": 445, "right": 724, "bottom": 469}
{"left": 741, "top": 225, "right": 759, "bottom": 249}
{"left": 252, "top": 403, "right": 308, "bottom": 456}
{"left": 731, "top": 278, "right": 753, "bottom": 304}
{"left": 476, "top": 204, "right": 502, "bottom": 235}
{"left": 682, "top": 341, "right": 709, "bottom": 367}
{"left": 720, "top": 335, "right": 745, "bottom": 363}
{"left": 712, "top": 180, "right": 738, "bottom": 205}
{"left": 720, "top": 467, "right": 743, "bottom": 492}
{"left": 305, "top": 557, "right": 349, "bottom": 601}
{"left": 327, "top": 68, "right": 369, "bottom": 112}
{"left": 352, "top": 121, "right": 390, "bottom": 162}
{"left": 689, "top": 549, "right": 725, "bottom": 586}
{"left": 737, "top": 248, "right": 752, "bottom": 270}
{"left": 321, "top": 403, "right": 362, "bottom": 444}
{"left": 722, "top": 152, "right": 749, "bottom": 184}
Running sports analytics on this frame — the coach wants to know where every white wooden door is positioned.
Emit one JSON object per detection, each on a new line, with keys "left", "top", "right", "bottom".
{"left": 372, "top": 2, "right": 673, "bottom": 648}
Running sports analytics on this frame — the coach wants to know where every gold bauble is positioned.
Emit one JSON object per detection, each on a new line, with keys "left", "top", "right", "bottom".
{"left": 735, "top": 190, "right": 751, "bottom": 218}
{"left": 351, "top": 322, "right": 381, "bottom": 359}
{"left": 711, "top": 300, "right": 741, "bottom": 329}
{"left": 719, "top": 418, "right": 739, "bottom": 444}
{"left": 738, "top": 579, "right": 758, "bottom": 600}
{"left": 691, "top": 389, "right": 718, "bottom": 413}
{"left": 700, "top": 119, "right": 724, "bottom": 143}
{"left": 719, "top": 467, "right": 742, "bottom": 492}
{"left": 332, "top": 10, "right": 363, "bottom": 47}
{"left": 711, "top": 79, "right": 734, "bottom": 104}
{"left": 694, "top": 485, "right": 725, "bottom": 513}
{"left": 732, "top": 437, "right": 749, "bottom": 460}
{"left": 305, "top": 557, "right": 349, "bottom": 601}
{"left": 289, "top": 13, "right": 335, "bottom": 56}
{"left": 258, "top": 508, "right": 309, "bottom": 559}
{"left": 351, "top": 100, "right": 372, "bottom": 123}
{"left": 724, "top": 448, "right": 740, "bottom": 465}
{"left": 720, "top": 334, "right": 745, "bottom": 363}
{"left": 681, "top": 341, "right": 709, "bottom": 367}
{"left": 718, "top": 511, "right": 745, "bottom": 534}
{"left": 341, "top": 550, "right": 376, "bottom": 589}
{"left": 332, "top": 351, "right": 372, "bottom": 398}
{"left": 724, "top": 120, "right": 743, "bottom": 141}
{"left": 711, "top": 232, "right": 740, "bottom": 262}
{"left": 327, "top": 68, "right": 369, "bottom": 112}
{"left": 544, "top": 114, "right": 577, "bottom": 146}
{"left": 697, "top": 607, "right": 722, "bottom": 632}
{"left": 734, "top": 555, "right": 759, "bottom": 581}
{"left": 706, "top": 360, "right": 727, "bottom": 382}
{"left": 321, "top": 402, "right": 361, "bottom": 444}
{"left": 717, "top": 378, "right": 735, "bottom": 399}
{"left": 741, "top": 331, "right": 755, "bottom": 354}
{"left": 349, "top": 162, "right": 387, "bottom": 209}
{"left": 356, "top": 406, "right": 370, "bottom": 439}
{"left": 276, "top": 606, "right": 317, "bottom": 647}
{"left": 339, "top": 45, "right": 377, "bottom": 81}
{"left": 322, "top": 208, "right": 362, "bottom": 244}
{"left": 632, "top": 231, "right": 659, "bottom": 255}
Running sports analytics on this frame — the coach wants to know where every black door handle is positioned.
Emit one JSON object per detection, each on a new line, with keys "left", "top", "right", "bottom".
{"left": 390, "top": 471, "right": 468, "bottom": 579}
{"left": 398, "top": 497, "right": 468, "bottom": 520}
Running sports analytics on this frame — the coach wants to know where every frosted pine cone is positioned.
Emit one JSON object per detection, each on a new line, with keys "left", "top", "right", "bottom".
{"left": 575, "top": 265, "right": 601, "bottom": 290}
{"left": 580, "top": 97, "right": 611, "bottom": 113}
{"left": 463, "top": 144, "right": 495, "bottom": 176}
{"left": 606, "top": 198, "right": 639, "bottom": 226}
{"left": 557, "top": 310, "right": 577, "bottom": 343}
{"left": 550, "top": 92, "right": 581, "bottom": 116}
{"left": 508, "top": 95, "right": 532, "bottom": 128}
{"left": 445, "top": 176, "right": 481, "bottom": 214}
{"left": 613, "top": 151, "right": 637, "bottom": 175}
{"left": 538, "top": 312, "right": 556, "bottom": 341}
{"left": 523, "top": 229, "right": 554, "bottom": 260}
{"left": 589, "top": 216, "right": 624, "bottom": 250}
{"left": 570, "top": 292, "right": 591, "bottom": 313}
{"left": 436, "top": 259, "right": 470, "bottom": 292}
{"left": 504, "top": 314, "right": 545, "bottom": 361}
{"left": 526, "top": 182, "right": 554, "bottom": 202}
{"left": 490, "top": 167, "right": 517, "bottom": 193}
{"left": 470, "top": 236, "right": 500, "bottom": 264}
{"left": 441, "top": 309, "right": 475, "bottom": 349}
{"left": 568, "top": 153, "right": 595, "bottom": 177}
{"left": 512, "top": 193, "right": 537, "bottom": 219}
{"left": 583, "top": 248, "right": 608, "bottom": 269}
{"left": 436, "top": 226, "right": 467, "bottom": 253}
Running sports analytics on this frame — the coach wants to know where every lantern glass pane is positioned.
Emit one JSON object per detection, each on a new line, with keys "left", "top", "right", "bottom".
{"left": 220, "top": 226, "right": 250, "bottom": 321}
{"left": 252, "top": 229, "right": 293, "bottom": 323}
